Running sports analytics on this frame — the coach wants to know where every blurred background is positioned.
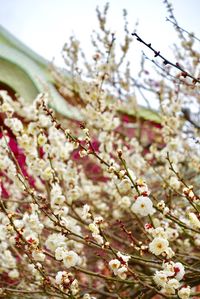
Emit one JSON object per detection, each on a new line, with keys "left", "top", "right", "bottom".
{"left": 0, "top": 0, "right": 199, "bottom": 67}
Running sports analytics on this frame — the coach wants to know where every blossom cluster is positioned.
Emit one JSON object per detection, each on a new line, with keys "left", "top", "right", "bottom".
{"left": 0, "top": 2, "right": 200, "bottom": 298}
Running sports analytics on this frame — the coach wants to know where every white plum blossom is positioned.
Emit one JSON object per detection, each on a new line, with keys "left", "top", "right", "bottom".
{"left": 55, "top": 271, "right": 67, "bottom": 285}
{"left": 92, "top": 233, "right": 104, "bottom": 245}
{"left": 118, "top": 196, "right": 131, "bottom": 209}
{"left": 154, "top": 261, "right": 185, "bottom": 295}
{"left": 188, "top": 212, "right": 200, "bottom": 228}
{"left": 88, "top": 217, "right": 104, "bottom": 245}
{"left": 8, "top": 269, "right": 19, "bottom": 279}
{"left": 109, "top": 252, "right": 130, "bottom": 280}
{"left": 109, "top": 259, "right": 121, "bottom": 275}
{"left": 4, "top": 118, "right": 24, "bottom": 134}
{"left": 169, "top": 176, "right": 181, "bottom": 190}
{"left": 149, "top": 237, "right": 169, "bottom": 255}
{"left": 81, "top": 204, "right": 91, "bottom": 220}
{"left": 55, "top": 271, "right": 73, "bottom": 286}
{"left": 165, "top": 247, "right": 175, "bottom": 258}
{"left": 0, "top": 250, "right": 16, "bottom": 269}
{"left": 63, "top": 250, "right": 79, "bottom": 268}
{"left": 42, "top": 166, "right": 54, "bottom": 181}
{"left": 118, "top": 179, "right": 132, "bottom": 195}
{"left": 88, "top": 223, "right": 99, "bottom": 234}
{"left": 32, "top": 250, "right": 46, "bottom": 262}
{"left": 151, "top": 227, "right": 167, "bottom": 239}
{"left": 117, "top": 266, "right": 128, "bottom": 280}
{"left": 178, "top": 286, "right": 191, "bottom": 299}
{"left": 117, "top": 251, "right": 131, "bottom": 264}
{"left": 173, "top": 262, "right": 185, "bottom": 281}
{"left": 153, "top": 271, "right": 168, "bottom": 287}
{"left": 55, "top": 246, "right": 66, "bottom": 261}
{"left": 136, "top": 179, "right": 150, "bottom": 195}
{"left": 37, "top": 133, "right": 47, "bottom": 146}
{"left": 22, "top": 213, "right": 44, "bottom": 234}
{"left": 167, "top": 278, "right": 180, "bottom": 290}
{"left": 45, "top": 233, "right": 67, "bottom": 252}
{"left": 131, "top": 196, "right": 155, "bottom": 216}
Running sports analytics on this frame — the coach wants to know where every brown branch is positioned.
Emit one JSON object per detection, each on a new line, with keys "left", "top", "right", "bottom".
{"left": 131, "top": 32, "right": 200, "bottom": 84}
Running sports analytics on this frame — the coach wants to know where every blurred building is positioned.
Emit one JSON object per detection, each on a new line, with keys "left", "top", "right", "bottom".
{"left": 0, "top": 25, "right": 79, "bottom": 119}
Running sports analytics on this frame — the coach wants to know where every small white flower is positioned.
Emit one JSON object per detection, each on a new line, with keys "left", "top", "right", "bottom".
{"left": 173, "top": 262, "right": 185, "bottom": 281}
{"left": 118, "top": 179, "right": 132, "bottom": 195}
{"left": 169, "top": 176, "right": 181, "bottom": 190}
{"left": 55, "top": 271, "right": 69, "bottom": 285}
{"left": 149, "top": 237, "right": 169, "bottom": 255}
{"left": 157, "top": 200, "right": 165, "bottom": 210}
{"left": 163, "top": 262, "right": 175, "bottom": 277}
{"left": 38, "top": 114, "right": 51, "bottom": 128}
{"left": 117, "top": 252, "right": 130, "bottom": 264}
{"left": 152, "top": 227, "right": 167, "bottom": 239}
{"left": 165, "top": 247, "right": 175, "bottom": 258}
{"left": 167, "top": 278, "right": 180, "bottom": 289}
{"left": 8, "top": 269, "right": 19, "bottom": 279}
{"left": 89, "top": 223, "right": 99, "bottom": 234}
{"left": 109, "top": 259, "right": 121, "bottom": 275}
{"left": 119, "top": 196, "right": 131, "bottom": 209}
{"left": 188, "top": 212, "right": 200, "bottom": 228}
{"left": 4, "top": 118, "right": 23, "bottom": 134}
{"left": 70, "top": 278, "right": 79, "bottom": 295}
{"left": 178, "top": 286, "right": 191, "bottom": 299}
{"left": 45, "top": 233, "right": 67, "bottom": 252}
{"left": 116, "top": 266, "right": 127, "bottom": 280}
{"left": 136, "top": 179, "right": 150, "bottom": 195}
{"left": 37, "top": 133, "right": 47, "bottom": 146}
{"left": 82, "top": 204, "right": 91, "bottom": 220}
{"left": 1, "top": 102, "right": 14, "bottom": 115}
{"left": 55, "top": 247, "right": 66, "bottom": 261}
{"left": 154, "top": 271, "right": 168, "bottom": 287}
{"left": 92, "top": 233, "right": 104, "bottom": 245}
{"left": 42, "top": 167, "right": 54, "bottom": 181}
{"left": 63, "top": 250, "right": 79, "bottom": 268}
{"left": 131, "top": 196, "right": 155, "bottom": 216}
{"left": 94, "top": 216, "right": 104, "bottom": 224}
{"left": 163, "top": 283, "right": 176, "bottom": 295}
{"left": 32, "top": 250, "right": 45, "bottom": 262}
{"left": 51, "top": 195, "right": 65, "bottom": 207}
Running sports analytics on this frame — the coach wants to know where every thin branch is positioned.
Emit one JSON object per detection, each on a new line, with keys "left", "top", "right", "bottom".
{"left": 132, "top": 32, "right": 200, "bottom": 84}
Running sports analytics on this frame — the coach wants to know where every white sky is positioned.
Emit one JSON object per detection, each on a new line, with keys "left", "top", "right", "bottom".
{"left": 0, "top": 0, "right": 199, "bottom": 67}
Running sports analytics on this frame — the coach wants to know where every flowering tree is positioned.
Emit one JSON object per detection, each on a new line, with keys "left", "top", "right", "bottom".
{"left": 0, "top": 1, "right": 200, "bottom": 298}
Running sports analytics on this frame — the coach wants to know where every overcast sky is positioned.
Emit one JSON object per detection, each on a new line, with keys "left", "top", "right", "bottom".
{"left": 0, "top": 0, "right": 199, "bottom": 67}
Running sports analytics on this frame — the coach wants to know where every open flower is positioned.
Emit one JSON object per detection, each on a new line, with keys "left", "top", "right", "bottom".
{"left": 117, "top": 252, "right": 130, "bottom": 264}
{"left": 173, "top": 262, "right": 185, "bottom": 281}
{"left": 32, "top": 249, "right": 45, "bottom": 262}
{"left": 55, "top": 246, "right": 66, "bottom": 261}
{"left": 117, "top": 266, "right": 128, "bottom": 280}
{"left": 178, "top": 286, "right": 191, "bottom": 299}
{"left": 149, "top": 237, "right": 169, "bottom": 255}
{"left": 63, "top": 250, "right": 79, "bottom": 268}
{"left": 55, "top": 271, "right": 70, "bottom": 285}
{"left": 131, "top": 196, "right": 155, "bottom": 216}
{"left": 109, "top": 259, "right": 121, "bottom": 275}
{"left": 154, "top": 271, "right": 168, "bottom": 287}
